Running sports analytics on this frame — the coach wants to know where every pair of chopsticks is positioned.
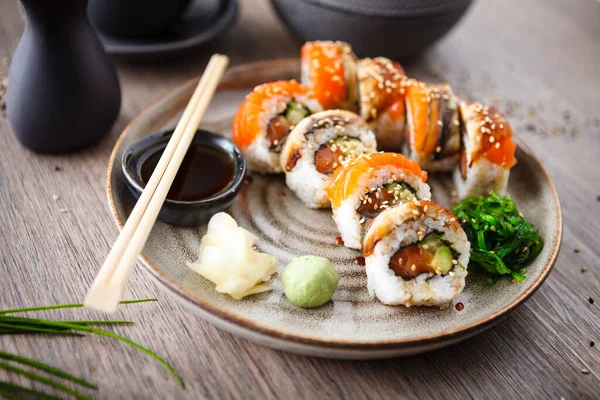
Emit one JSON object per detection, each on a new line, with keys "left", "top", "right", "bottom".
{"left": 85, "top": 54, "right": 230, "bottom": 313}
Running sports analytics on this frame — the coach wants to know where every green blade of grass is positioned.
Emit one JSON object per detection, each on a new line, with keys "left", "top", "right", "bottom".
{"left": 0, "top": 362, "right": 91, "bottom": 400}
{"left": 0, "top": 352, "right": 97, "bottom": 390}
{"left": 0, "top": 299, "right": 158, "bottom": 315}
{"left": 66, "top": 320, "right": 134, "bottom": 326}
{"left": 0, "top": 382, "right": 62, "bottom": 400}
{"left": 1, "top": 317, "right": 183, "bottom": 388}
{"left": 0, "top": 322, "right": 83, "bottom": 336}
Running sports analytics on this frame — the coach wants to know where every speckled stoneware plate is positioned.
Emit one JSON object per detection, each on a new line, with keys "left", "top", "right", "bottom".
{"left": 107, "top": 59, "right": 562, "bottom": 359}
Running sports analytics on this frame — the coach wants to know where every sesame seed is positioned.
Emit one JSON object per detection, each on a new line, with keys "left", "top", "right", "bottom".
{"left": 452, "top": 259, "right": 458, "bottom": 265}
{"left": 410, "top": 264, "right": 417, "bottom": 272}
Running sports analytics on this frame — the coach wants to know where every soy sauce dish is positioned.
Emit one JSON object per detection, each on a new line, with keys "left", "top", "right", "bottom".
{"left": 121, "top": 129, "right": 246, "bottom": 227}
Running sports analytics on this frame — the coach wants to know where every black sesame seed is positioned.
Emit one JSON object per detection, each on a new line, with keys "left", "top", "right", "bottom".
{"left": 589, "top": 297, "right": 595, "bottom": 305}
{"left": 574, "top": 248, "right": 581, "bottom": 253}
{"left": 54, "top": 166, "right": 61, "bottom": 171}
{"left": 591, "top": 341, "right": 595, "bottom": 347}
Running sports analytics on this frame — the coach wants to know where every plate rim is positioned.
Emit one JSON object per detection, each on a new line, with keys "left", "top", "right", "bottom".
{"left": 106, "top": 58, "right": 562, "bottom": 350}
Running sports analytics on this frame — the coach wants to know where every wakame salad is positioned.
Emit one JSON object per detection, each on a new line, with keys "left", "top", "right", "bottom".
{"left": 452, "top": 191, "right": 543, "bottom": 284}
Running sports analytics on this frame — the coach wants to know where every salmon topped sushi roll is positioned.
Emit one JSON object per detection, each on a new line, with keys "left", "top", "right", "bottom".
{"left": 357, "top": 57, "right": 408, "bottom": 151}
{"left": 301, "top": 41, "right": 359, "bottom": 111}
{"left": 403, "top": 82, "right": 461, "bottom": 172}
{"left": 232, "top": 80, "right": 322, "bottom": 173}
{"left": 453, "top": 102, "right": 517, "bottom": 199}
{"left": 362, "top": 200, "right": 470, "bottom": 307}
{"left": 280, "top": 110, "right": 377, "bottom": 208}
{"left": 326, "top": 152, "right": 431, "bottom": 249}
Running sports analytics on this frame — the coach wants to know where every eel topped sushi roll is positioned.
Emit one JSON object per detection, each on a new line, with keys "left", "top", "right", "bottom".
{"left": 301, "top": 41, "right": 359, "bottom": 111}
{"left": 280, "top": 110, "right": 377, "bottom": 208}
{"left": 362, "top": 200, "right": 470, "bottom": 307}
{"left": 232, "top": 80, "right": 322, "bottom": 173}
{"left": 357, "top": 57, "right": 408, "bottom": 151}
{"left": 326, "top": 152, "right": 431, "bottom": 249}
{"left": 453, "top": 102, "right": 517, "bottom": 199}
{"left": 403, "top": 82, "right": 461, "bottom": 172}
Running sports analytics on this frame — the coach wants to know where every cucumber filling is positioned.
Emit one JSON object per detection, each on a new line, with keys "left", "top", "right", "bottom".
{"left": 314, "top": 137, "right": 368, "bottom": 174}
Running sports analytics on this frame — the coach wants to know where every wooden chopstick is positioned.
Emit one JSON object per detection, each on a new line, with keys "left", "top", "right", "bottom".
{"left": 85, "top": 54, "right": 230, "bottom": 313}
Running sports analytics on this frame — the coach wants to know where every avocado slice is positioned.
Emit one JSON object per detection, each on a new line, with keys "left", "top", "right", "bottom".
{"left": 431, "top": 246, "right": 454, "bottom": 274}
{"left": 418, "top": 233, "right": 455, "bottom": 274}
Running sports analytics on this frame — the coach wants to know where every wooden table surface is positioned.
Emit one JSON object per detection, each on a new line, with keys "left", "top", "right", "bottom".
{"left": 1, "top": 0, "right": 599, "bottom": 398}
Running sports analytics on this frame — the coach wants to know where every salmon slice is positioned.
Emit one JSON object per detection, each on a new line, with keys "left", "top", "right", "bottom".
{"left": 232, "top": 80, "right": 310, "bottom": 149}
{"left": 327, "top": 152, "right": 427, "bottom": 209}
{"left": 405, "top": 83, "right": 442, "bottom": 158}
{"left": 301, "top": 41, "right": 347, "bottom": 109}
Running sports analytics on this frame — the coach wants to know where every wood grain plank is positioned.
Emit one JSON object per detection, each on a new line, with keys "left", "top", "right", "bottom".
{"left": 1, "top": 0, "right": 599, "bottom": 398}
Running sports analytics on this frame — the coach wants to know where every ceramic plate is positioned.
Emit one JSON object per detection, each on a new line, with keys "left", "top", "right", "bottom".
{"left": 107, "top": 59, "right": 562, "bottom": 359}
{"left": 95, "top": 0, "right": 237, "bottom": 60}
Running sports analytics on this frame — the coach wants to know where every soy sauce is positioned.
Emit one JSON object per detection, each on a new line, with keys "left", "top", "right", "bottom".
{"left": 141, "top": 143, "right": 234, "bottom": 202}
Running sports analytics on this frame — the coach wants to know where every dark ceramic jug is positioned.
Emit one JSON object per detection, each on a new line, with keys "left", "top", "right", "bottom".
{"left": 7, "top": 0, "right": 121, "bottom": 153}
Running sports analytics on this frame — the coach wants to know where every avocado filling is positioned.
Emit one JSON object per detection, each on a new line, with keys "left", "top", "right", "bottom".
{"left": 389, "top": 233, "right": 458, "bottom": 280}
{"left": 356, "top": 182, "right": 417, "bottom": 219}
{"left": 267, "top": 102, "right": 311, "bottom": 151}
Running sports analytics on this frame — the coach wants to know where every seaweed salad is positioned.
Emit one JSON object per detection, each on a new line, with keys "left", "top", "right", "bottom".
{"left": 452, "top": 191, "right": 543, "bottom": 283}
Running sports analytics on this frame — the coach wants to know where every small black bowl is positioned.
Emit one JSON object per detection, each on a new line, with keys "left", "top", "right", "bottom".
{"left": 88, "top": 0, "right": 192, "bottom": 38}
{"left": 270, "top": 0, "right": 473, "bottom": 61}
{"left": 121, "top": 129, "right": 246, "bottom": 227}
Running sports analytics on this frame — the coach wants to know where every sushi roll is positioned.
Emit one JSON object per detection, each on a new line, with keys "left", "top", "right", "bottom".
{"left": 362, "top": 200, "right": 470, "bottom": 307}
{"left": 280, "top": 110, "right": 377, "bottom": 208}
{"left": 453, "top": 102, "right": 517, "bottom": 199}
{"left": 232, "top": 80, "right": 322, "bottom": 173}
{"left": 326, "top": 152, "right": 431, "bottom": 249}
{"left": 301, "top": 41, "right": 359, "bottom": 111}
{"left": 403, "top": 82, "right": 461, "bottom": 172}
{"left": 357, "top": 57, "right": 408, "bottom": 151}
